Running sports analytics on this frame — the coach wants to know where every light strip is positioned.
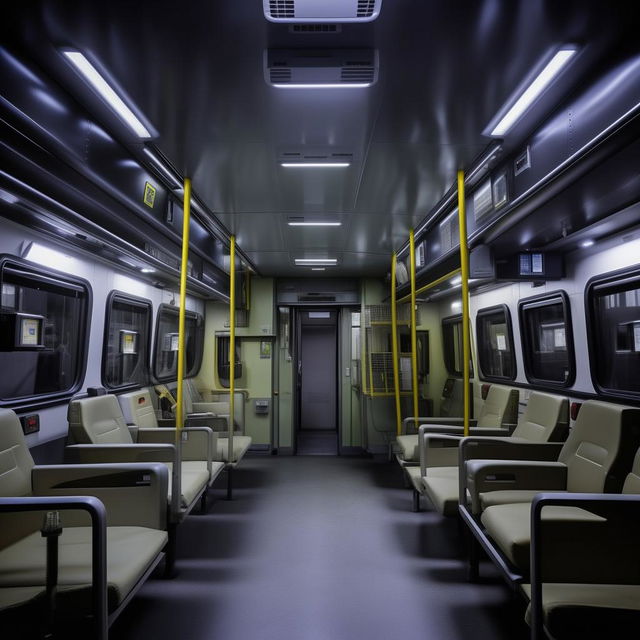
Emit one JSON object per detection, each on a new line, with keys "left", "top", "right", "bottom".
{"left": 294, "top": 258, "right": 337, "bottom": 265}
{"left": 281, "top": 162, "right": 350, "bottom": 168}
{"left": 62, "top": 50, "right": 152, "bottom": 138}
{"left": 143, "top": 148, "right": 180, "bottom": 187}
{"left": 287, "top": 221, "right": 342, "bottom": 227}
{"left": 311, "top": 268, "right": 326, "bottom": 271}
{"left": 490, "top": 47, "right": 577, "bottom": 136}
{"left": 272, "top": 83, "right": 372, "bottom": 89}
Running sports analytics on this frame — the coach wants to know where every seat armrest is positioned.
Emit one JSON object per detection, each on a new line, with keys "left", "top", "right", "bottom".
{"left": 421, "top": 433, "right": 463, "bottom": 473}
{"left": 464, "top": 459, "right": 567, "bottom": 514}
{"left": 0, "top": 495, "right": 108, "bottom": 638}
{"left": 32, "top": 463, "right": 169, "bottom": 530}
{"left": 191, "top": 402, "right": 218, "bottom": 413}
{"left": 417, "top": 420, "right": 479, "bottom": 434}
{"left": 65, "top": 443, "right": 181, "bottom": 520}
{"left": 529, "top": 493, "right": 640, "bottom": 639}
{"left": 185, "top": 414, "right": 229, "bottom": 431}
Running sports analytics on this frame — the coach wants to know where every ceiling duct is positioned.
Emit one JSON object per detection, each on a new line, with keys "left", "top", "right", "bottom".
{"left": 264, "top": 0, "right": 382, "bottom": 23}
{"left": 266, "top": 49, "right": 378, "bottom": 87}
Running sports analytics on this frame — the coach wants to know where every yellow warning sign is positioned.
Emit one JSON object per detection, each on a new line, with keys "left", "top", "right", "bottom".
{"left": 143, "top": 181, "right": 156, "bottom": 208}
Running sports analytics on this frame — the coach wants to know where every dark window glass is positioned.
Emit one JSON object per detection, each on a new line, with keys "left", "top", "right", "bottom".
{"left": 0, "top": 258, "right": 90, "bottom": 405}
{"left": 442, "top": 315, "right": 473, "bottom": 377}
{"left": 102, "top": 293, "right": 151, "bottom": 389}
{"left": 476, "top": 306, "right": 516, "bottom": 381}
{"left": 216, "top": 336, "right": 242, "bottom": 388}
{"left": 588, "top": 271, "right": 640, "bottom": 397}
{"left": 153, "top": 305, "right": 204, "bottom": 382}
{"left": 519, "top": 292, "right": 574, "bottom": 387}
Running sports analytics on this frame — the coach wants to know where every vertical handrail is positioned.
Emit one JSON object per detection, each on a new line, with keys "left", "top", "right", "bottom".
{"left": 457, "top": 170, "right": 471, "bottom": 437}
{"left": 229, "top": 236, "right": 236, "bottom": 463}
{"left": 176, "top": 177, "right": 192, "bottom": 432}
{"left": 391, "top": 254, "right": 402, "bottom": 435}
{"left": 409, "top": 229, "right": 419, "bottom": 429}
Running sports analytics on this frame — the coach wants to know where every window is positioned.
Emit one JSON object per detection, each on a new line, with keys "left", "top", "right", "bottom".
{"left": 519, "top": 292, "right": 574, "bottom": 387}
{"left": 0, "top": 256, "right": 91, "bottom": 407}
{"left": 476, "top": 305, "right": 516, "bottom": 381}
{"left": 102, "top": 292, "right": 152, "bottom": 389}
{"left": 153, "top": 304, "right": 204, "bottom": 382}
{"left": 216, "top": 336, "right": 242, "bottom": 388}
{"left": 587, "top": 267, "right": 640, "bottom": 399}
{"left": 442, "top": 315, "right": 473, "bottom": 378}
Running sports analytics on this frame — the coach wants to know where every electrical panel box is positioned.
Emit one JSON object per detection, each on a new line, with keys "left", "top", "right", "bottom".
{"left": 19, "top": 414, "right": 40, "bottom": 435}
{"left": 254, "top": 399, "right": 270, "bottom": 415}
{"left": 0, "top": 312, "right": 46, "bottom": 350}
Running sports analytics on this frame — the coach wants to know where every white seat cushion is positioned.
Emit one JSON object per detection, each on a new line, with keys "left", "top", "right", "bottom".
{"left": 396, "top": 435, "right": 418, "bottom": 462}
{"left": 217, "top": 436, "right": 252, "bottom": 464}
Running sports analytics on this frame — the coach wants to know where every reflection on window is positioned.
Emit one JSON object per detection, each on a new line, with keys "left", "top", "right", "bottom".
{"left": 476, "top": 306, "right": 516, "bottom": 381}
{"left": 0, "top": 258, "right": 90, "bottom": 404}
{"left": 519, "top": 292, "right": 574, "bottom": 386}
{"left": 588, "top": 270, "right": 640, "bottom": 397}
{"left": 442, "top": 315, "right": 473, "bottom": 377}
{"left": 153, "top": 305, "right": 203, "bottom": 382}
{"left": 102, "top": 293, "right": 151, "bottom": 389}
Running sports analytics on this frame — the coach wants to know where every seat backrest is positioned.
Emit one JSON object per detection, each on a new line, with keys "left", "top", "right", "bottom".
{"left": 512, "top": 392, "right": 569, "bottom": 442}
{"left": 185, "top": 378, "right": 204, "bottom": 404}
{"left": 68, "top": 395, "right": 133, "bottom": 444}
{"left": 0, "top": 409, "right": 34, "bottom": 498}
{"left": 622, "top": 448, "right": 640, "bottom": 494}
{"left": 558, "top": 400, "right": 640, "bottom": 493}
{"left": 118, "top": 388, "right": 159, "bottom": 428}
{"left": 476, "top": 385, "right": 518, "bottom": 428}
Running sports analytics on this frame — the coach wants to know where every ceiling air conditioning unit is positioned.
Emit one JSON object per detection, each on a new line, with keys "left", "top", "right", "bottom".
{"left": 265, "top": 49, "right": 378, "bottom": 88}
{"left": 264, "top": 0, "right": 382, "bottom": 23}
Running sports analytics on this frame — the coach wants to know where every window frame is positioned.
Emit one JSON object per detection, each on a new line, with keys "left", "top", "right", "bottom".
{"left": 441, "top": 314, "right": 473, "bottom": 378}
{"left": 152, "top": 303, "right": 204, "bottom": 383}
{"left": 586, "top": 265, "right": 640, "bottom": 402}
{"left": 101, "top": 290, "right": 153, "bottom": 391}
{"left": 518, "top": 290, "right": 575, "bottom": 388}
{"left": 0, "top": 255, "right": 92, "bottom": 410}
{"left": 476, "top": 304, "right": 517, "bottom": 382}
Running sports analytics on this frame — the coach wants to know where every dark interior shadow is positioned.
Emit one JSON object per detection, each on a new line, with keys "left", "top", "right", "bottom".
{"left": 393, "top": 518, "right": 466, "bottom": 560}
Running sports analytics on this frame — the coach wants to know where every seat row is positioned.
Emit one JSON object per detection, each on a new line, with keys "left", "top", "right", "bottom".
{"left": 0, "top": 380, "right": 252, "bottom": 639}
{"left": 394, "top": 385, "right": 640, "bottom": 639}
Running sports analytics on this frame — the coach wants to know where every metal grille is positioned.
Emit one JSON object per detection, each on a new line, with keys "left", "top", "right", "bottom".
{"left": 291, "top": 24, "right": 340, "bottom": 33}
{"left": 341, "top": 67, "right": 375, "bottom": 83}
{"left": 270, "top": 68, "right": 292, "bottom": 84}
{"left": 357, "top": 0, "right": 376, "bottom": 17}
{"left": 364, "top": 304, "right": 415, "bottom": 327}
{"left": 269, "top": 0, "right": 295, "bottom": 18}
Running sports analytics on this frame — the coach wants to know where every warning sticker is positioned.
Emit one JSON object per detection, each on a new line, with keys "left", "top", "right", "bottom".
{"left": 143, "top": 181, "right": 156, "bottom": 208}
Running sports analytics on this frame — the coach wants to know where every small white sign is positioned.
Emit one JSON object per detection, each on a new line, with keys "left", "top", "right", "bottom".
{"left": 554, "top": 327, "right": 566, "bottom": 349}
{"left": 496, "top": 333, "right": 507, "bottom": 351}
{"left": 634, "top": 323, "right": 640, "bottom": 352}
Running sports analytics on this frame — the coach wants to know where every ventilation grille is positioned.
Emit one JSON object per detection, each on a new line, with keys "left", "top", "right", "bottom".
{"left": 298, "top": 295, "right": 336, "bottom": 302}
{"left": 290, "top": 24, "right": 340, "bottom": 33}
{"left": 269, "top": 0, "right": 295, "bottom": 18}
{"left": 357, "top": 0, "right": 376, "bottom": 17}
{"left": 270, "top": 68, "right": 292, "bottom": 83}
{"left": 341, "top": 66, "right": 375, "bottom": 83}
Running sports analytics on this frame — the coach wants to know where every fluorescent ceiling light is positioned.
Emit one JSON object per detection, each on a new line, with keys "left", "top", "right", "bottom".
{"left": 311, "top": 268, "right": 326, "bottom": 271}
{"left": 580, "top": 239, "right": 595, "bottom": 248}
{"left": 451, "top": 301, "right": 462, "bottom": 311}
{"left": 273, "top": 83, "right": 371, "bottom": 89}
{"left": 451, "top": 275, "right": 462, "bottom": 286}
{"left": 489, "top": 47, "right": 577, "bottom": 137}
{"left": 143, "top": 148, "right": 180, "bottom": 187}
{"left": 62, "top": 50, "right": 152, "bottom": 138}
{"left": 281, "top": 162, "right": 350, "bottom": 168}
{"left": 26, "top": 243, "right": 79, "bottom": 272}
{"left": 140, "top": 267, "right": 156, "bottom": 273}
{"left": 294, "top": 258, "right": 337, "bottom": 265}
{"left": 287, "top": 221, "right": 342, "bottom": 227}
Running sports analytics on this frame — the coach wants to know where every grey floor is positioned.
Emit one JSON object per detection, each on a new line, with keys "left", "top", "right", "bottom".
{"left": 111, "top": 456, "right": 528, "bottom": 640}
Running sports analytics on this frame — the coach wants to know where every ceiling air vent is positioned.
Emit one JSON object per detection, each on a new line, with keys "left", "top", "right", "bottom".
{"left": 298, "top": 295, "right": 336, "bottom": 302}
{"left": 269, "top": 1, "right": 295, "bottom": 19}
{"left": 264, "top": 0, "right": 382, "bottom": 23}
{"left": 265, "top": 49, "right": 378, "bottom": 87}
{"left": 290, "top": 24, "right": 340, "bottom": 33}
{"left": 357, "top": 0, "right": 376, "bottom": 17}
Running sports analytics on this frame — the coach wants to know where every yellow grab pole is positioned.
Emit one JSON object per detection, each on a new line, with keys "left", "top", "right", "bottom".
{"left": 391, "top": 254, "right": 402, "bottom": 435}
{"left": 229, "top": 236, "right": 236, "bottom": 465}
{"left": 176, "top": 177, "right": 192, "bottom": 432}
{"left": 397, "top": 268, "right": 462, "bottom": 304}
{"left": 409, "top": 229, "right": 419, "bottom": 429}
{"left": 457, "top": 170, "right": 471, "bottom": 437}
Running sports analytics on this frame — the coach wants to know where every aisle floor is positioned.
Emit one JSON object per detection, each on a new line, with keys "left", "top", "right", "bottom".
{"left": 112, "top": 456, "right": 528, "bottom": 640}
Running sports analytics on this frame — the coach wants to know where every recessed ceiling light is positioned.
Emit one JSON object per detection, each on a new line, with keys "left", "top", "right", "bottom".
{"left": 488, "top": 46, "right": 577, "bottom": 137}
{"left": 281, "top": 162, "right": 350, "bottom": 168}
{"left": 287, "top": 221, "right": 342, "bottom": 226}
{"left": 311, "top": 268, "right": 326, "bottom": 271}
{"left": 140, "top": 267, "right": 156, "bottom": 273}
{"left": 580, "top": 239, "right": 595, "bottom": 248}
{"left": 294, "top": 258, "right": 337, "bottom": 265}
{"left": 272, "top": 83, "right": 372, "bottom": 89}
{"left": 62, "top": 49, "right": 153, "bottom": 138}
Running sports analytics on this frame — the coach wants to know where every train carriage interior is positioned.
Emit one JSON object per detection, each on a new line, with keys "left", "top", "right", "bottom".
{"left": 1, "top": 1, "right": 640, "bottom": 638}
